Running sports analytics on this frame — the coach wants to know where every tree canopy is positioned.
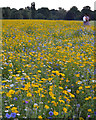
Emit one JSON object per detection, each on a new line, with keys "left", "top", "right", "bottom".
{"left": 1, "top": 3, "right": 95, "bottom": 20}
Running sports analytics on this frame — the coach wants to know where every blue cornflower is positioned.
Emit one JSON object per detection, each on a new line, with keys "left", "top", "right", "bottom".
{"left": 49, "top": 111, "right": 53, "bottom": 116}
{"left": 56, "top": 68, "right": 59, "bottom": 70}
{"left": 6, "top": 113, "right": 11, "bottom": 119}
{"left": 13, "top": 97, "right": 17, "bottom": 100}
{"left": 2, "top": 83, "right": 5, "bottom": 85}
{"left": 89, "top": 75, "right": 91, "bottom": 78}
{"left": 11, "top": 113, "right": 16, "bottom": 118}
{"left": 47, "top": 117, "right": 52, "bottom": 119}
{"left": 65, "top": 86, "right": 68, "bottom": 89}
{"left": 13, "top": 36, "right": 15, "bottom": 39}
{"left": 21, "top": 77, "right": 25, "bottom": 80}
{"left": 77, "top": 104, "right": 80, "bottom": 107}
{"left": 23, "top": 48, "right": 25, "bottom": 52}
{"left": 91, "top": 90, "right": 93, "bottom": 92}
{"left": 94, "top": 111, "right": 96, "bottom": 116}
{"left": 22, "top": 85, "right": 25, "bottom": 88}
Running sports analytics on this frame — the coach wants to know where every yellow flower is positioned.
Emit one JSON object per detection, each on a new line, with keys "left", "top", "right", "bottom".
{"left": 85, "top": 86, "right": 91, "bottom": 88}
{"left": 33, "top": 104, "right": 38, "bottom": 108}
{"left": 66, "top": 78, "right": 69, "bottom": 82}
{"left": 85, "top": 98, "right": 89, "bottom": 100}
{"left": 63, "top": 107, "right": 67, "bottom": 113}
{"left": 11, "top": 107, "right": 17, "bottom": 110}
{"left": 53, "top": 111, "right": 58, "bottom": 116}
{"left": 70, "top": 93, "right": 75, "bottom": 98}
{"left": 52, "top": 96, "right": 56, "bottom": 100}
{"left": 51, "top": 101, "right": 56, "bottom": 105}
{"left": 68, "top": 43, "right": 72, "bottom": 46}
{"left": 8, "top": 69, "right": 12, "bottom": 72}
{"left": 45, "top": 105, "right": 49, "bottom": 109}
{"left": 38, "top": 115, "right": 42, "bottom": 119}
{"left": 79, "top": 117, "right": 84, "bottom": 120}
{"left": 78, "top": 86, "right": 83, "bottom": 90}
{"left": 38, "top": 70, "right": 41, "bottom": 73}
{"left": 9, "top": 89, "right": 15, "bottom": 94}
{"left": 2, "top": 80, "right": 7, "bottom": 83}
{"left": 88, "top": 109, "right": 92, "bottom": 112}
{"left": 75, "top": 74, "right": 80, "bottom": 77}
{"left": 5, "top": 106, "right": 10, "bottom": 109}
{"left": 59, "top": 100, "right": 65, "bottom": 103}
{"left": 93, "top": 97, "right": 96, "bottom": 99}
{"left": 88, "top": 96, "right": 91, "bottom": 99}
{"left": 41, "top": 94, "right": 45, "bottom": 97}
{"left": 15, "top": 90, "right": 21, "bottom": 94}
{"left": 48, "top": 101, "right": 50, "bottom": 103}
{"left": 27, "top": 92, "right": 32, "bottom": 97}
{"left": 48, "top": 78, "right": 53, "bottom": 81}
{"left": 59, "top": 87, "right": 63, "bottom": 90}
{"left": 11, "top": 107, "right": 18, "bottom": 113}
{"left": 82, "top": 91, "right": 84, "bottom": 93}
{"left": 63, "top": 90, "right": 68, "bottom": 95}
{"left": 6, "top": 93, "right": 12, "bottom": 97}
{"left": 61, "top": 73, "right": 65, "bottom": 77}
{"left": 17, "top": 71, "right": 21, "bottom": 73}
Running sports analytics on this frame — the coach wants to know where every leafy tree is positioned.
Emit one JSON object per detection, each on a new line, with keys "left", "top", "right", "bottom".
{"left": 1, "top": 4, "right": 95, "bottom": 20}
{"left": 50, "top": 9, "right": 58, "bottom": 20}
{"left": 35, "top": 13, "right": 45, "bottom": 19}
{"left": 94, "top": 10, "right": 96, "bottom": 20}
{"left": 10, "top": 8, "right": 17, "bottom": 19}
{"left": 2, "top": 7, "right": 11, "bottom": 19}
{"left": 37, "top": 7, "right": 50, "bottom": 19}
{"left": 57, "top": 7, "right": 66, "bottom": 20}
{"left": 20, "top": 9, "right": 30, "bottom": 19}
{"left": 0, "top": 8, "right": 2, "bottom": 19}
{"left": 65, "top": 6, "right": 81, "bottom": 20}
{"left": 18, "top": 8, "right": 31, "bottom": 19}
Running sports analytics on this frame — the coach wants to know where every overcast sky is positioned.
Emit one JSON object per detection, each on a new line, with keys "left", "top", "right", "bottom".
{"left": 0, "top": 0, "right": 96, "bottom": 11}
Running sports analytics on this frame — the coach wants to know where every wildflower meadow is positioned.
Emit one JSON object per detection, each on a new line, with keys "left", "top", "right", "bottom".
{"left": 1, "top": 20, "right": 96, "bottom": 119}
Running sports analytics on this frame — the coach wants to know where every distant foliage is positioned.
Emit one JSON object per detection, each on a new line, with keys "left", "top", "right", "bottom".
{"left": 1, "top": 4, "right": 96, "bottom": 20}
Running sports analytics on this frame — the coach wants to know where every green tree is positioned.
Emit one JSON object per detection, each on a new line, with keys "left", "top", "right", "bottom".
{"left": 2, "top": 7, "right": 11, "bottom": 19}
{"left": 57, "top": 7, "right": 66, "bottom": 20}
{"left": 65, "top": 6, "right": 81, "bottom": 20}
{"left": 10, "top": 8, "right": 22, "bottom": 19}
{"left": 0, "top": 8, "right": 2, "bottom": 19}
{"left": 35, "top": 13, "right": 45, "bottom": 19}
{"left": 94, "top": 10, "right": 96, "bottom": 20}
{"left": 37, "top": 7, "right": 50, "bottom": 19}
{"left": 10, "top": 8, "right": 17, "bottom": 19}
{"left": 50, "top": 9, "right": 58, "bottom": 20}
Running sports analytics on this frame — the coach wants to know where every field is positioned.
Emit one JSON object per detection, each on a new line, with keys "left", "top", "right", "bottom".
{"left": 1, "top": 20, "right": 96, "bottom": 119}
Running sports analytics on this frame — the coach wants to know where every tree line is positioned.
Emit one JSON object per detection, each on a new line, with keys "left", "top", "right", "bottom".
{"left": 1, "top": 2, "right": 96, "bottom": 20}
